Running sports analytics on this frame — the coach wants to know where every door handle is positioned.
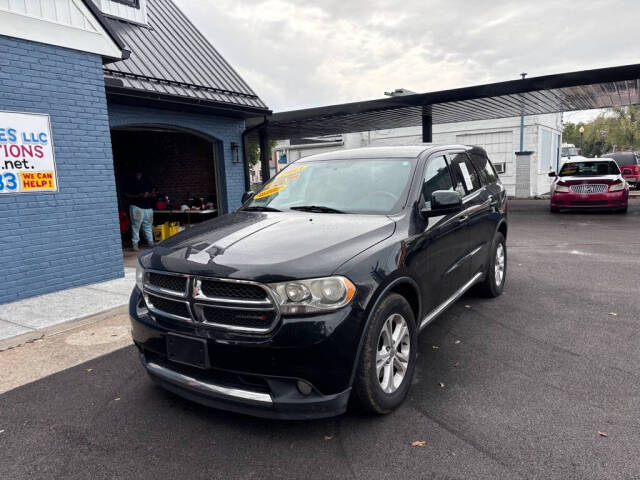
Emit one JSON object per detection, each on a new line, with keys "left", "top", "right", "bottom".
{"left": 489, "top": 195, "right": 498, "bottom": 207}
{"left": 458, "top": 215, "right": 469, "bottom": 222}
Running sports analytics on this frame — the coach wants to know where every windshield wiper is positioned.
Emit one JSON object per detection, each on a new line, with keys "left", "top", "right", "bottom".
{"left": 290, "top": 205, "right": 346, "bottom": 214}
{"left": 243, "top": 205, "right": 282, "bottom": 212}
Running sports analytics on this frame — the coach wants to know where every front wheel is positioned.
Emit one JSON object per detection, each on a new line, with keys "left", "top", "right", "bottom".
{"left": 477, "top": 232, "right": 507, "bottom": 298}
{"left": 352, "top": 293, "right": 417, "bottom": 414}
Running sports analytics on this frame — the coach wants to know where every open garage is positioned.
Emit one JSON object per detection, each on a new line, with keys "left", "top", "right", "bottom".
{"left": 111, "top": 126, "right": 222, "bottom": 248}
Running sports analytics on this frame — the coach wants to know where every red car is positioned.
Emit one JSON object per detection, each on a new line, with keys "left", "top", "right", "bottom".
{"left": 602, "top": 152, "right": 640, "bottom": 189}
{"left": 550, "top": 159, "right": 629, "bottom": 213}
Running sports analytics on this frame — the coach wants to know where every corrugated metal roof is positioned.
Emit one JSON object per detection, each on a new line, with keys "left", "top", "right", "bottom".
{"left": 260, "top": 64, "right": 640, "bottom": 140}
{"left": 102, "top": 0, "right": 268, "bottom": 111}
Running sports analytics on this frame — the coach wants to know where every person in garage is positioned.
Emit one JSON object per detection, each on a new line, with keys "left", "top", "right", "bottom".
{"left": 126, "top": 171, "right": 156, "bottom": 251}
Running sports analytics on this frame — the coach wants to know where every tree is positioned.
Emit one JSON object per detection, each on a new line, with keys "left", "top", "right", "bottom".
{"left": 247, "top": 140, "right": 278, "bottom": 168}
{"left": 563, "top": 106, "right": 640, "bottom": 157}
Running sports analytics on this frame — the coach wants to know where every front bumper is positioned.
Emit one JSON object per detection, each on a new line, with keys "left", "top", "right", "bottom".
{"left": 551, "top": 190, "right": 628, "bottom": 209}
{"left": 130, "top": 288, "right": 361, "bottom": 419}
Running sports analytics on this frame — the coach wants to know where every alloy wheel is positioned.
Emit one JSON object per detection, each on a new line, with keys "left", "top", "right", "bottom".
{"left": 376, "top": 313, "right": 410, "bottom": 394}
{"left": 495, "top": 243, "right": 505, "bottom": 287}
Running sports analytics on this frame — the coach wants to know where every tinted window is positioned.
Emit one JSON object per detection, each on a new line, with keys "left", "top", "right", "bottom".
{"left": 559, "top": 161, "right": 620, "bottom": 176}
{"left": 603, "top": 152, "right": 638, "bottom": 166}
{"left": 422, "top": 156, "right": 453, "bottom": 209}
{"left": 448, "top": 152, "right": 481, "bottom": 194}
{"left": 469, "top": 152, "right": 500, "bottom": 185}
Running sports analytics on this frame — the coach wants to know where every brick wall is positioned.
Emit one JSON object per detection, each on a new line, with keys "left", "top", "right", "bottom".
{"left": 0, "top": 35, "right": 124, "bottom": 304}
{"left": 111, "top": 130, "right": 218, "bottom": 209}
{"left": 107, "top": 103, "right": 247, "bottom": 213}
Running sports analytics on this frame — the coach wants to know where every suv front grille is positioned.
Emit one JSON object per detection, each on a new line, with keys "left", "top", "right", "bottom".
{"left": 570, "top": 184, "right": 607, "bottom": 194}
{"left": 200, "top": 280, "right": 267, "bottom": 300}
{"left": 148, "top": 273, "right": 187, "bottom": 295}
{"left": 146, "top": 294, "right": 191, "bottom": 320}
{"left": 198, "top": 305, "right": 276, "bottom": 330}
{"left": 142, "top": 271, "right": 279, "bottom": 333}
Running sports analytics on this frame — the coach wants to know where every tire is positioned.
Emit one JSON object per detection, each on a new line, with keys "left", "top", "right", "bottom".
{"left": 477, "top": 232, "right": 507, "bottom": 298}
{"left": 352, "top": 293, "right": 417, "bottom": 414}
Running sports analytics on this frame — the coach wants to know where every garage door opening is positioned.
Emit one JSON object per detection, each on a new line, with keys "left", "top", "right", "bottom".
{"left": 110, "top": 126, "right": 221, "bottom": 267}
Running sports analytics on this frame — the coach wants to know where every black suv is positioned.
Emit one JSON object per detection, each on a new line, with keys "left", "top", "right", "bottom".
{"left": 130, "top": 145, "right": 507, "bottom": 419}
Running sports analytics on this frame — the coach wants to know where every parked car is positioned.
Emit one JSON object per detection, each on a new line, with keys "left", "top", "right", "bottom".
{"left": 602, "top": 152, "right": 640, "bottom": 189}
{"left": 549, "top": 158, "right": 629, "bottom": 213}
{"left": 130, "top": 145, "right": 508, "bottom": 419}
{"left": 560, "top": 143, "right": 587, "bottom": 166}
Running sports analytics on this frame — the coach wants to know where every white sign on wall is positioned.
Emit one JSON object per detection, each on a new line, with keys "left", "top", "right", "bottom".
{"left": 0, "top": 111, "right": 58, "bottom": 194}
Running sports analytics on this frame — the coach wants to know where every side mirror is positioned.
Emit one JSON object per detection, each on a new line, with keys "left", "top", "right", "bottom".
{"left": 548, "top": 171, "right": 557, "bottom": 178}
{"left": 421, "top": 190, "right": 463, "bottom": 217}
{"left": 241, "top": 191, "right": 254, "bottom": 204}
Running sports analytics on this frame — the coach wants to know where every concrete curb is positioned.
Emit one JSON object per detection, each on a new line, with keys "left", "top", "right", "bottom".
{"left": 0, "top": 305, "right": 128, "bottom": 352}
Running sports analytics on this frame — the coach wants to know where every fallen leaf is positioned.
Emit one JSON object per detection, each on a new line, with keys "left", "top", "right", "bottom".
{"left": 324, "top": 435, "right": 334, "bottom": 441}
{"left": 411, "top": 440, "right": 427, "bottom": 447}
{"left": 432, "top": 345, "right": 439, "bottom": 350}
{"left": 608, "top": 312, "right": 618, "bottom": 317}
{"left": 598, "top": 431, "right": 608, "bottom": 437}
{"left": 87, "top": 368, "right": 93, "bottom": 373}
{"left": 454, "top": 362, "right": 460, "bottom": 368}
{"left": 464, "top": 305, "right": 471, "bottom": 309}
{"left": 455, "top": 340, "right": 461, "bottom": 345}
{"left": 0, "top": 429, "right": 4, "bottom": 434}
{"left": 114, "top": 397, "right": 121, "bottom": 402}
{"left": 438, "top": 382, "right": 445, "bottom": 388}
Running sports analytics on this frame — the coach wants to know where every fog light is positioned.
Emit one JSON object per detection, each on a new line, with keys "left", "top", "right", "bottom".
{"left": 297, "top": 380, "right": 313, "bottom": 396}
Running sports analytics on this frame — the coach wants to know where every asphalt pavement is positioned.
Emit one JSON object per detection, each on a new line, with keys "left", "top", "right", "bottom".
{"left": 2, "top": 199, "right": 640, "bottom": 480}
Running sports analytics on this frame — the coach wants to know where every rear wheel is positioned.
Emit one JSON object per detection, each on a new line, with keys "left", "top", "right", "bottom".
{"left": 477, "top": 232, "right": 507, "bottom": 298}
{"left": 352, "top": 293, "right": 417, "bottom": 414}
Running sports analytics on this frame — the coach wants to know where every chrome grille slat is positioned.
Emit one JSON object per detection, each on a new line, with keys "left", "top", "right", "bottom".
{"left": 570, "top": 184, "right": 607, "bottom": 194}
{"left": 142, "top": 272, "right": 279, "bottom": 333}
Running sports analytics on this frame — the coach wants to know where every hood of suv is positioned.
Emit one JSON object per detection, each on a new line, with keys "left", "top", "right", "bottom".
{"left": 143, "top": 211, "right": 396, "bottom": 282}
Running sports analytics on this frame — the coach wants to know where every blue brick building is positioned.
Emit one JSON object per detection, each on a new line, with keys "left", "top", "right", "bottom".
{"left": 0, "top": 0, "right": 268, "bottom": 304}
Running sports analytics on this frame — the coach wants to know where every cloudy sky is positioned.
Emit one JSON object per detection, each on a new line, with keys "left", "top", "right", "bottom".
{"left": 174, "top": 0, "right": 638, "bottom": 117}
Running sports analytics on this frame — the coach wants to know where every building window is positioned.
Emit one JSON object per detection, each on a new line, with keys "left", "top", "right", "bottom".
{"left": 112, "top": 0, "right": 140, "bottom": 8}
{"left": 494, "top": 163, "right": 506, "bottom": 174}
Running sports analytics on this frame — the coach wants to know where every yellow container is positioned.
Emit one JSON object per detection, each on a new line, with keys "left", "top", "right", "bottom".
{"left": 152, "top": 225, "right": 164, "bottom": 242}
{"left": 153, "top": 222, "right": 180, "bottom": 242}
{"left": 168, "top": 222, "right": 180, "bottom": 237}
{"left": 153, "top": 222, "right": 173, "bottom": 242}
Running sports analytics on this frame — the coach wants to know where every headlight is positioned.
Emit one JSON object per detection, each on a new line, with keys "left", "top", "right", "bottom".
{"left": 269, "top": 276, "right": 356, "bottom": 314}
{"left": 136, "top": 262, "right": 145, "bottom": 291}
{"left": 609, "top": 181, "right": 625, "bottom": 192}
{"left": 554, "top": 184, "right": 569, "bottom": 193}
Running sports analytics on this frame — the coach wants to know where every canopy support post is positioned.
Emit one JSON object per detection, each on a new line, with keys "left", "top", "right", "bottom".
{"left": 259, "top": 126, "right": 270, "bottom": 183}
{"left": 422, "top": 107, "right": 433, "bottom": 143}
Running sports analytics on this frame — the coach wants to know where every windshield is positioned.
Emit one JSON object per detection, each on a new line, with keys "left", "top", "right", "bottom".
{"left": 559, "top": 161, "right": 620, "bottom": 177}
{"left": 246, "top": 158, "right": 417, "bottom": 214}
{"left": 561, "top": 147, "right": 580, "bottom": 157}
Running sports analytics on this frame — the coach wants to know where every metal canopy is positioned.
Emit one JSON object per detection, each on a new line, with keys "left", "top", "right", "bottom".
{"left": 258, "top": 63, "right": 640, "bottom": 140}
